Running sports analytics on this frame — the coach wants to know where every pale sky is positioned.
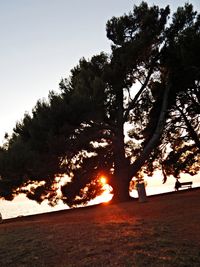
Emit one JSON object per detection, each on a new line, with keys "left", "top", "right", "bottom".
{"left": 0, "top": 0, "right": 200, "bottom": 144}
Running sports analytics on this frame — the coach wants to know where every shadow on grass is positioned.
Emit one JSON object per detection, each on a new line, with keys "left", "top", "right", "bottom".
{"left": 0, "top": 219, "right": 200, "bottom": 267}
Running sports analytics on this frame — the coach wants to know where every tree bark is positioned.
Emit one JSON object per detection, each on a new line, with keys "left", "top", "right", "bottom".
{"left": 110, "top": 86, "right": 132, "bottom": 203}
{"left": 110, "top": 127, "right": 132, "bottom": 203}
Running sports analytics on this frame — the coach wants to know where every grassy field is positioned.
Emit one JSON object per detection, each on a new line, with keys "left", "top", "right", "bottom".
{"left": 0, "top": 189, "right": 200, "bottom": 267}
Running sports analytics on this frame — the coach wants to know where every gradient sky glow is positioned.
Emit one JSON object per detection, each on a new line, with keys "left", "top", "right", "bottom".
{"left": 0, "top": 0, "right": 200, "bottom": 144}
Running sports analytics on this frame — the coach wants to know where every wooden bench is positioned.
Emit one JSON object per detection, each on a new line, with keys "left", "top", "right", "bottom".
{"left": 176, "top": 181, "right": 193, "bottom": 190}
{"left": 180, "top": 182, "right": 192, "bottom": 188}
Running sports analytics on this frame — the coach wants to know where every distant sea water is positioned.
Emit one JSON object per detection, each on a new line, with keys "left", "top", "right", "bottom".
{"left": 1, "top": 174, "right": 200, "bottom": 220}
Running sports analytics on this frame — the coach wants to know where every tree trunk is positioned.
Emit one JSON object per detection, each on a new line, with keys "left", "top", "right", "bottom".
{"left": 110, "top": 167, "right": 132, "bottom": 203}
{"left": 109, "top": 76, "right": 170, "bottom": 203}
{"left": 110, "top": 132, "right": 132, "bottom": 203}
{"left": 110, "top": 86, "right": 132, "bottom": 203}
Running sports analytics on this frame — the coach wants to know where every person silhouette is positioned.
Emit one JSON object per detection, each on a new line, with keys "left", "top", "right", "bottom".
{"left": 175, "top": 179, "right": 181, "bottom": 191}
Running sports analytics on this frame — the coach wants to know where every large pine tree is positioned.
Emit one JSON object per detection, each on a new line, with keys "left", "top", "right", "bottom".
{"left": 0, "top": 2, "right": 199, "bottom": 206}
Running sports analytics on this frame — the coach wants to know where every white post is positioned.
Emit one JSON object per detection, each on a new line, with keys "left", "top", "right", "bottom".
{"left": 137, "top": 182, "right": 147, "bottom": 202}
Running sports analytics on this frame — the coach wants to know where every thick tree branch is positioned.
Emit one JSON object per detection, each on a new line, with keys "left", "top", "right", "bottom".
{"left": 177, "top": 106, "right": 200, "bottom": 149}
{"left": 123, "top": 49, "right": 162, "bottom": 123}
{"left": 123, "top": 66, "right": 154, "bottom": 122}
{"left": 129, "top": 76, "right": 171, "bottom": 177}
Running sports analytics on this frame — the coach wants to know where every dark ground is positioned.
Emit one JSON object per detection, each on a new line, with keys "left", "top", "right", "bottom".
{"left": 0, "top": 188, "right": 200, "bottom": 267}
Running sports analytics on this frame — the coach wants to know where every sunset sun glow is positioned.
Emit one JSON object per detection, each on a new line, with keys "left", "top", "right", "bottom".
{"left": 100, "top": 176, "right": 107, "bottom": 185}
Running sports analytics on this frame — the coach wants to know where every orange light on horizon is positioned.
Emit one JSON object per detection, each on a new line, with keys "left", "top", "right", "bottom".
{"left": 100, "top": 187, "right": 113, "bottom": 203}
{"left": 90, "top": 181, "right": 113, "bottom": 205}
{"left": 98, "top": 176, "right": 113, "bottom": 203}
